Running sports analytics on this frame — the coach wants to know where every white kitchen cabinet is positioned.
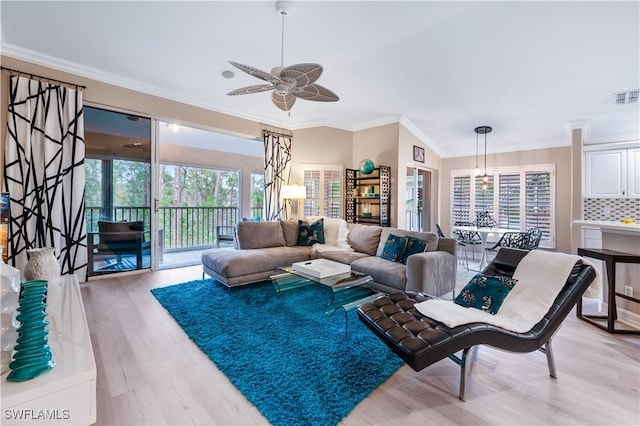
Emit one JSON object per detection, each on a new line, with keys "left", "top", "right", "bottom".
{"left": 584, "top": 146, "right": 639, "bottom": 198}
{"left": 628, "top": 148, "right": 640, "bottom": 198}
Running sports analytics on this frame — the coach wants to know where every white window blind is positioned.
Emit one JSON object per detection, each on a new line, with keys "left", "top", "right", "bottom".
{"left": 474, "top": 175, "right": 494, "bottom": 219}
{"left": 452, "top": 175, "right": 471, "bottom": 223}
{"left": 324, "top": 169, "right": 342, "bottom": 218}
{"left": 450, "top": 164, "right": 555, "bottom": 248}
{"left": 498, "top": 173, "right": 520, "bottom": 229}
{"left": 301, "top": 164, "right": 343, "bottom": 218}
{"left": 525, "top": 170, "right": 552, "bottom": 243}
{"left": 303, "top": 170, "right": 321, "bottom": 217}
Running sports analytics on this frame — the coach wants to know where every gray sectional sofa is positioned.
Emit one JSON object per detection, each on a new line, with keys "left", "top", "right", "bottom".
{"left": 201, "top": 219, "right": 457, "bottom": 297}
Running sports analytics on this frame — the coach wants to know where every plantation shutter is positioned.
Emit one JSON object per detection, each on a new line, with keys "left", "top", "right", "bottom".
{"left": 303, "top": 170, "right": 321, "bottom": 217}
{"left": 323, "top": 169, "right": 342, "bottom": 218}
{"left": 301, "top": 164, "right": 343, "bottom": 218}
{"left": 497, "top": 173, "right": 520, "bottom": 229}
{"left": 474, "top": 174, "right": 494, "bottom": 218}
{"left": 452, "top": 175, "right": 471, "bottom": 223}
{"left": 525, "top": 171, "right": 551, "bottom": 242}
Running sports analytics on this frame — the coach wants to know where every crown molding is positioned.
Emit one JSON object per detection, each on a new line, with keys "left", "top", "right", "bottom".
{"left": 398, "top": 116, "right": 444, "bottom": 157}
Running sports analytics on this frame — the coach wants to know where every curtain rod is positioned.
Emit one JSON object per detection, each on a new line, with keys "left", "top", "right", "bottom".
{"left": 1, "top": 66, "right": 87, "bottom": 90}
{"left": 262, "top": 125, "right": 292, "bottom": 138}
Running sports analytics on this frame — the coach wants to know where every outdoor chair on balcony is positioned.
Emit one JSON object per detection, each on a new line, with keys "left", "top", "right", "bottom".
{"left": 216, "top": 225, "right": 237, "bottom": 248}
{"left": 88, "top": 220, "right": 151, "bottom": 275}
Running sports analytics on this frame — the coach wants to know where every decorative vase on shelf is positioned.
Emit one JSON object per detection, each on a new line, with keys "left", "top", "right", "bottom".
{"left": 7, "top": 279, "right": 56, "bottom": 381}
{"left": 23, "top": 247, "right": 59, "bottom": 281}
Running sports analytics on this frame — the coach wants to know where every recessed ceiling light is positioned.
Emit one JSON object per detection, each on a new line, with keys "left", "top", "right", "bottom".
{"left": 222, "top": 70, "right": 235, "bottom": 79}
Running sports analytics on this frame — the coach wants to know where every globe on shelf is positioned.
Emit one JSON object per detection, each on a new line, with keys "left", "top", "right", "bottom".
{"left": 359, "top": 159, "right": 375, "bottom": 175}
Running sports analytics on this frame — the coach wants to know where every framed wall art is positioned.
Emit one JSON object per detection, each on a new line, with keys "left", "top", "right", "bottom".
{"left": 413, "top": 145, "right": 425, "bottom": 163}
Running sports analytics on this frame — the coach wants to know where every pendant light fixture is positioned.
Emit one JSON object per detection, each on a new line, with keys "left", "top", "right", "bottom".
{"left": 474, "top": 126, "right": 492, "bottom": 190}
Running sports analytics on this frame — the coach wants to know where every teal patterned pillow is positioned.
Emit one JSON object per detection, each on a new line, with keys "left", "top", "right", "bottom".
{"left": 297, "top": 218, "right": 325, "bottom": 246}
{"left": 401, "top": 236, "right": 428, "bottom": 264}
{"left": 454, "top": 274, "right": 518, "bottom": 315}
{"left": 380, "top": 234, "right": 407, "bottom": 262}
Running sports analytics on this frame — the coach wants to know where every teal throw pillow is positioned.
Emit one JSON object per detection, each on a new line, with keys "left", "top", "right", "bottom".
{"left": 401, "top": 236, "right": 428, "bottom": 264}
{"left": 380, "top": 234, "right": 407, "bottom": 263}
{"left": 297, "top": 218, "right": 325, "bottom": 246}
{"left": 454, "top": 274, "right": 518, "bottom": 315}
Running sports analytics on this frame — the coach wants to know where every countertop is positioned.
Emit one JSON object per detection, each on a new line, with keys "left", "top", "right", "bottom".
{"left": 572, "top": 220, "right": 640, "bottom": 234}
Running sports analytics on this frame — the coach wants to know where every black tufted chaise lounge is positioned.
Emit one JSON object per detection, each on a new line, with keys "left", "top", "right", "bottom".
{"left": 357, "top": 248, "right": 596, "bottom": 401}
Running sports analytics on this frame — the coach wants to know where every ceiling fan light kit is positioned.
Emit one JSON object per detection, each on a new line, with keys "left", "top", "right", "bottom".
{"left": 226, "top": 0, "right": 339, "bottom": 112}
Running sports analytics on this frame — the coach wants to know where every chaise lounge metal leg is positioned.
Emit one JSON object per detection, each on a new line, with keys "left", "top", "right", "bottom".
{"left": 448, "top": 346, "right": 478, "bottom": 401}
{"left": 539, "top": 338, "right": 557, "bottom": 379}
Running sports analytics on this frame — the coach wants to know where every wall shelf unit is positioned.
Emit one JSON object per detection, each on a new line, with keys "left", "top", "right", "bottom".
{"left": 345, "top": 165, "right": 390, "bottom": 226}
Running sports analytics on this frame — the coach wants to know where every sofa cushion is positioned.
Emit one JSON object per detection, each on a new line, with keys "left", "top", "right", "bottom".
{"left": 376, "top": 228, "right": 438, "bottom": 257}
{"left": 401, "top": 236, "right": 429, "bottom": 264}
{"left": 202, "top": 246, "right": 311, "bottom": 278}
{"left": 297, "top": 218, "right": 325, "bottom": 246}
{"left": 280, "top": 220, "right": 299, "bottom": 246}
{"left": 347, "top": 224, "right": 383, "bottom": 256}
{"left": 236, "top": 221, "right": 286, "bottom": 249}
{"left": 351, "top": 256, "right": 407, "bottom": 290}
{"left": 380, "top": 234, "right": 407, "bottom": 262}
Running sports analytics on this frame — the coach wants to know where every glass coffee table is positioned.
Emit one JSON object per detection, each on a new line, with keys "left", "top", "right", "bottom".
{"left": 271, "top": 265, "right": 383, "bottom": 333}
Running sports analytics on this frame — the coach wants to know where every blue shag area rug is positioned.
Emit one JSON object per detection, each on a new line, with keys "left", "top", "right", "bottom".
{"left": 151, "top": 279, "right": 404, "bottom": 426}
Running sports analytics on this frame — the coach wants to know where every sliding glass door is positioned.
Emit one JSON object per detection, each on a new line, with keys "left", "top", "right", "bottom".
{"left": 405, "top": 167, "right": 432, "bottom": 232}
{"left": 84, "top": 106, "right": 153, "bottom": 276}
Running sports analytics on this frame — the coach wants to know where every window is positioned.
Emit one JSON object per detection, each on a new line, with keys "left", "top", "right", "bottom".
{"left": 250, "top": 173, "right": 264, "bottom": 220}
{"left": 452, "top": 175, "right": 471, "bottom": 223}
{"left": 300, "top": 164, "right": 343, "bottom": 218}
{"left": 451, "top": 164, "right": 555, "bottom": 248}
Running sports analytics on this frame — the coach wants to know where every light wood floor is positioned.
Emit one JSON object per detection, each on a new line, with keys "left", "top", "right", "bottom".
{"left": 81, "top": 261, "right": 640, "bottom": 425}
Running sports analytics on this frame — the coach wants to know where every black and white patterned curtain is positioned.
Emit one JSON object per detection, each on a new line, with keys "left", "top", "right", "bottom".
{"left": 4, "top": 75, "right": 87, "bottom": 278}
{"left": 263, "top": 130, "right": 292, "bottom": 221}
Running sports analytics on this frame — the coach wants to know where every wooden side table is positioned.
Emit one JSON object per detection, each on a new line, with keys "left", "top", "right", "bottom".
{"left": 577, "top": 248, "right": 640, "bottom": 334}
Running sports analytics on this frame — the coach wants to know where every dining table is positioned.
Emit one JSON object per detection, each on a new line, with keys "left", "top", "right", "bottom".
{"left": 451, "top": 225, "right": 517, "bottom": 271}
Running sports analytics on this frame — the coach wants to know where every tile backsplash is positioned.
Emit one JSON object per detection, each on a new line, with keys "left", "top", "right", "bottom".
{"left": 583, "top": 198, "right": 640, "bottom": 220}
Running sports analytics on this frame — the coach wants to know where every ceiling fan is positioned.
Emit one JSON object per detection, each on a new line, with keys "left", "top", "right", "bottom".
{"left": 226, "top": 1, "right": 339, "bottom": 112}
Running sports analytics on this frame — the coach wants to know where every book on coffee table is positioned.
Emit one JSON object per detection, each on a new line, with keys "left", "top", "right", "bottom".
{"left": 291, "top": 259, "right": 351, "bottom": 278}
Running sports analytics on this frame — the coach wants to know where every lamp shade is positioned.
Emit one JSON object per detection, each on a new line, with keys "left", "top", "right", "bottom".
{"left": 281, "top": 185, "right": 306, "bottom": 199}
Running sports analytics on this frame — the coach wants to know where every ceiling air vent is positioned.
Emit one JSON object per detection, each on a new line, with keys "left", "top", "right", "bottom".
{"left": 615, "top": 89, "right": 639, "bottom": 105}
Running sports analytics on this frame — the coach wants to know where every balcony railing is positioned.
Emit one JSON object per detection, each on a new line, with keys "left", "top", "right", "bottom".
{"left": 86, "top": 206, "right": 263, "bottom": 252}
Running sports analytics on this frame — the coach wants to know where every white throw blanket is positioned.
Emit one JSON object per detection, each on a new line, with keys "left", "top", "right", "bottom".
{"left": 305, "top": 216, "right": 354, "bottom": 253}
{"left": 415, "top": 250, "right": 596, "bottom": 333}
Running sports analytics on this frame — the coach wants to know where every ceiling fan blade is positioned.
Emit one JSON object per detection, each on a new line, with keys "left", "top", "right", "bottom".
{"left": 228, "top": 61, "right": 282, "bottom": 84}
{"left": 280, "top": 63, "right": 323, "bottom": 87}
{"left": 226, "top": 84, "right": 274, "bottom": 96}
{"left": 271, "top": 91, "right": 296, "bottom": 111}
{"left": 294, "top": 84, "right": 340, "bottom": 102}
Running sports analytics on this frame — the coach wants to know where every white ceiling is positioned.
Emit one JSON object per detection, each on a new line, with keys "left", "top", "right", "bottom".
{"left": 2, "top": 1, "right": 639, "bottom": 158}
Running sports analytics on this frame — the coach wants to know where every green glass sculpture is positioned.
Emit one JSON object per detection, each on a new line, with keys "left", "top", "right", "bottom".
{"left": 7, "top": 280, "right": 55, "bottom": 382}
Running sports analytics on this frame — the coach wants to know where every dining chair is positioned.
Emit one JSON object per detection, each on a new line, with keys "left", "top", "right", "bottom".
{"left": 452, "top": 221, "right": 482, "bottom": 270}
